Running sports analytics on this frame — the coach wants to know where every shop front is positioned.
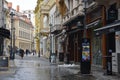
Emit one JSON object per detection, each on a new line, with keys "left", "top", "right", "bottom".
{"left": 94, "top": 20, "right": 120, "bottom": 74}
{"left": 63, "top": 15, "right": 84, "bottom": 63}
{"left": 94, "top": 3, "right": 119, "bottom": 74}
{"left": 86, "top": 5, "right": 106, "bottom": 68}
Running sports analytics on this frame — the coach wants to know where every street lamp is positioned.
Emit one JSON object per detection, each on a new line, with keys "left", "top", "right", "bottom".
{"left": 49, "top": 23, "right": 56, "bottom": 63}
{"left": 10, "top": 12, "right": 15, "bottom": 60}
{"left": 49, "top": 24, "right": 52, "bottom": 62}
{"left": 77, "top": 0, "right": 91, "bottom": 74}
{"left": 82, "top": 0, "right": 87, "bottom": 38}
{"left": 77, "top": 0, "right": 88, "bottom": 35}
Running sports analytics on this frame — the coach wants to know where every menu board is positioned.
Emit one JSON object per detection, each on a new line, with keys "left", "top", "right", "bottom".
{"left": 0, "top": 56, "right": 9, "bottom": 68}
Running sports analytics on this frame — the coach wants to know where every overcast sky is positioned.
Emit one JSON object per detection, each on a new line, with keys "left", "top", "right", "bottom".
{"left": 6, "top": 0, "right": 37, "bottom": 11}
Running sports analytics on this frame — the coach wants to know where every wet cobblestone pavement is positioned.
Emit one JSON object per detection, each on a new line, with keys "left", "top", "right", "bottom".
{"left": 0, "top": 55, "right": 119, "bottom": 80}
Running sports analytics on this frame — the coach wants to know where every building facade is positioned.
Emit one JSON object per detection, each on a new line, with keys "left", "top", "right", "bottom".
{"left": 0, "top": 0, "right": 11, "bottom": 56}
{"left": 8, "top": 2, "right": 34, "bottom": 52}
{"left": 53, "top": 0, "right": 120, "bottom": 74}
{"left": 59, "top": 0, "right": 84, "bottom": 63}
{"left": 56, "top": 0, "right": 120, "bottom": 71}
{"left": 14, "top": 15, "right": 33, "bottom": 51}
{"left": 94, "top": 0, "right": 120, "bottom": 73}
{"left": 34, "top": 0, "right": 44, "bottom": 54}
{"left": 22, "top": 10, "right": 35, "bottom": 51}
{"left": 34, "top": 0, "right": 55, "bottom": 58}
{"left": 34, "top": 0, "right": 120, "bottom": 74}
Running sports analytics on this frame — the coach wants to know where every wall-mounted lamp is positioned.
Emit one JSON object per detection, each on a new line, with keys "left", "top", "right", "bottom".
{"left": 77, "top": 21, "right": 84, "bottom": 30}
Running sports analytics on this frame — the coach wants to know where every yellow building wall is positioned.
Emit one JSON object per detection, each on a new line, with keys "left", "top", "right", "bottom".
{"left": 34, "top": 0, "right": 56, "bottom": 54}
{"left": 34, "top": 0, "right": 44, "bottom": 53}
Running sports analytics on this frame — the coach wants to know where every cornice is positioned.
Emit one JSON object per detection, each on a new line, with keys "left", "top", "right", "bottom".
{"left": 34, "top": 0, "right": 44, "bottom": 13}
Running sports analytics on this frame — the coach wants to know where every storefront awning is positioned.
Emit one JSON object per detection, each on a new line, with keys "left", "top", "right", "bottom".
{"left": 67, "top": 28, "right": 80, "bottom": 34}
{"left": 87, "top": 20, "right": 101, "bottom": 28}
{"left": 55, "top": 29, "right": 66, "bottom": 37}
{"left": 0, "top": 28, "right": 10, "bottom": 39}
{"left": 94, "top": 20, "right": 120, "bottom": 36}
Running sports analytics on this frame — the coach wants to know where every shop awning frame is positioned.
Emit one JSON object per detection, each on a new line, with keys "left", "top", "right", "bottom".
{"left": 94, "top": 20, "right": 120, "bottom": 35}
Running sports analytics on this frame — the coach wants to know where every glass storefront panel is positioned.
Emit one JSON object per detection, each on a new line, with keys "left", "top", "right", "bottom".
{"left": 92, "top": 32, "right": 102, "bottom": 65}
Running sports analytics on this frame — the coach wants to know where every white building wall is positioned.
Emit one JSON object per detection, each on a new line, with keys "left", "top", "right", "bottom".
{"left": 116, "top": 8, "right": 120, "bottom": 53}
{"left": 116, "top": 32, "right": 120, "bottom": 53}
{"left": 2, "top": 0, "right": 9, "bottom": 56}
{"left": 49, "top": 5, "right": 56, "bottom": 54}
{"left": 43, "top": 15, "right": 48, "bottom": 28}
{"left": 43, "top": 37, "right": 47, "bottom": 55}
{"left": 70, "top": 0, "right": 73, "bottom": 11}
{"left": 40, "top": 36, "right": 43, "bottom": 55}
{"left": 57, "top": 37, "right": 63, "bottom": 53}
{"left": 0, "top": 0, "right": 3, "bottom": 28}
{"left": 49, "top": 5, "right": 56, "bottom": 25}
{"left": 51, "top": 34, "right": 54, "bottom": 53}
{"left": 73, "top": 0, "right": 78, "bottom": 8}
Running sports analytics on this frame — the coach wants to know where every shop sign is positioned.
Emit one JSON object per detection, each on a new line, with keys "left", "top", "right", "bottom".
{"left": 108, "top": 6, "right": 118, "bottom": 21}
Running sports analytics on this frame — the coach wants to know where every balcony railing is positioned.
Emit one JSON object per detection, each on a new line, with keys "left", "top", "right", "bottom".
{"left": 63, "top": 3, "right": 84, "bottom": 23}
{"left": 51, "top": 24, "right": 62, "bottom": 32}
{"left": 40, "top": 5, "right": 50, "bottom": 14}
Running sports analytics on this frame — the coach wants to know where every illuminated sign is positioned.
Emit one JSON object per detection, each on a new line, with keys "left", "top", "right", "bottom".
{"left": 82, "top": 38, "right": 90, "bottom": 62}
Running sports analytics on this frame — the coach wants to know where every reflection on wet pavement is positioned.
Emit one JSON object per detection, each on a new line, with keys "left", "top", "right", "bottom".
{"left": 0, "top": 56, "right": 96, "bottom": 80}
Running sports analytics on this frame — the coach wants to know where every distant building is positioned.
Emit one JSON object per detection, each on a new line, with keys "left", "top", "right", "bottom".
{"left": 8, "top": 2, "right": 34, "bottom": 52}
{"left": 22, "top": 10, "right": 35, "bottom": 52}
{"left": 22, "top": 10, "right": 35, "bottom": 24}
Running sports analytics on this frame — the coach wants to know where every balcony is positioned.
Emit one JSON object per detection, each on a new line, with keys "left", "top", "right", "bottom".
{"left": 40, "top": 5, "right": 50, "bottom": 14}
{"left": 63, "top": 4, "right": 84, "bottom": 25}
{"left": 51, "top": 24, "right": 62, "bottom": 34}
{"left": 71, "top": 4, "right": 84, "bottom": 18}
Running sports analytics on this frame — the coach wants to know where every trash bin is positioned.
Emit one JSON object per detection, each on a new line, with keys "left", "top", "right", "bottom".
{"left": 0, "top": 56, "right": 9, "bottom": 70}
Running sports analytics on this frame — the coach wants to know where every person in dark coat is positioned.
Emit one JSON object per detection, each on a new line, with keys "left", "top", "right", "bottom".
{"left": 19, "top": 49, "right": 24, "bottom": 59}
{"left": 26, "top": 49, "right": 29, "bottom": 56}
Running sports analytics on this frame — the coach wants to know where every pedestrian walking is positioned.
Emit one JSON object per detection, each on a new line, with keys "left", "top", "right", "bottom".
{"left": 25, "top": 49, "right": 29, "bottom": 56}
{"left": 19, "top": 49, "right": 24, "bottom": 59}
{"left": 38, "top": 50, "right": 40, "bottom": 57}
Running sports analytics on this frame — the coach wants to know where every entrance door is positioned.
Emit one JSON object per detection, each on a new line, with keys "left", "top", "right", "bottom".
{"left": 106, "top": 32, "right": 115, "bottom": 75}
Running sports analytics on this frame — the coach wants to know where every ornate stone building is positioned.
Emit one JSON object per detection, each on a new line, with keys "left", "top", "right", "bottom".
{"left": 34, "top": 0, "right": 55, "bottom": 57}
{"left": 8, "top": 2, "right": 34, "bottom": 52}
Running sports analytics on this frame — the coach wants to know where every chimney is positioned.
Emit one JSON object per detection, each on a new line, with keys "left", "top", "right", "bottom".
{"left": 8, "top": 2, "right": 12, "bottom": 9}
{"left": 16, "top": 5, "right": 19, "bottom": 12}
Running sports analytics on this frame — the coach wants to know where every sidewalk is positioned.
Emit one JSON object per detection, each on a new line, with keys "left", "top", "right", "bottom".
{"left": 58, "top": 63, "right": 120, "bottom": 80}
{"left": 9, "top": 60, "right": 16, "bottom": 73}
{"left": 0, "top": 60, "right": 16, "bottom": 74}
{"left": 4, "top": 56, "right": 120, "bottom": 80}
{"left": 91, "top": 65, "right": 120, "bottom": 80}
